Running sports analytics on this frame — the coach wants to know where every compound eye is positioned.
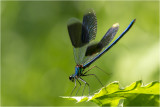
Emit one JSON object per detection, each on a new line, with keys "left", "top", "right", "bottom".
{"left": 69, "top": 76, "right": 72, "bottom": 80}
{"left": 69, "top": 76, "right": 74, "bottom": 82}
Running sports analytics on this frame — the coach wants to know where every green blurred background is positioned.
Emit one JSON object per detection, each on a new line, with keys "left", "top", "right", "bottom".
{"left": 1, "top": 1, "right": 159, "bottom": 106}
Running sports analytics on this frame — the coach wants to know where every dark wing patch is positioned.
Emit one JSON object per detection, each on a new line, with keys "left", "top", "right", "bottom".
{"left": 67, "top": 18, "right": 89, "bottom": 48}
{"left": 82, "top": 9, "right": 97, "bottom": 42}
{"left": 99, "top": 23, "right": 119, "bottom": 48}
{"left": 85, "top": 42, "right": 103, "bottom": 56}
{"left": 85, "top": 23, "right": 119, "bottom": 56}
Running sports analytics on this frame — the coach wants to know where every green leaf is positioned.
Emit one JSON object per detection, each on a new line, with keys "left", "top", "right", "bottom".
{"left": 62, "top": 80, "right": 160, "bottom": 106}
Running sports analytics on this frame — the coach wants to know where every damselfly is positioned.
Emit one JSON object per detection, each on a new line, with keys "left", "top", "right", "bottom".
{"left": 67, "top": 9, "right": 136, "bottom": 96}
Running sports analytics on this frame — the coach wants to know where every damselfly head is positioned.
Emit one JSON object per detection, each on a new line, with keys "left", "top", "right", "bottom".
{"left": 69, "top": 74, "right": 74, "bottom": 82}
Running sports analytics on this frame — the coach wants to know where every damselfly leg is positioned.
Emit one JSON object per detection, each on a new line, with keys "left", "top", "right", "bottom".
{"left": 78, "top": 77, "right": 90, "bottom": 96}
{"left": 70, "top": 79, "right": 77, "bottom": 96}
{"left": 83, "top": 74, "right": 103, "bottom": 86}
{"left": 75, "top": 79, "right": 81, "bottom": 95}
{"left": 84, "top": 65, "right": 111, "bottom": 75}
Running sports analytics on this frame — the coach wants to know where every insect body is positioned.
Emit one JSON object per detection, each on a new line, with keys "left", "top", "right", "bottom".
{"left": 67, "top": 9, "right": 136, "bottom": 96}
